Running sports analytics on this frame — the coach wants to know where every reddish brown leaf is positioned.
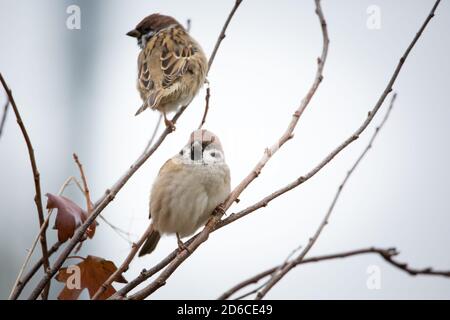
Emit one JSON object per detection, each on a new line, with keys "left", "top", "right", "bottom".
{"left": 56, "top": 255, "right": 127, "bottom": 300}
{"left": 46, "top": 193, "right": 96, "bottom": 242}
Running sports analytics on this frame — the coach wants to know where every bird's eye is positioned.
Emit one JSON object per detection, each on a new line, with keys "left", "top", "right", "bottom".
{"left": 179, "top": 149, "right": 184, "bottom": 156}
{"left": 210, "top": 152, "right": 216, "bottom": 157}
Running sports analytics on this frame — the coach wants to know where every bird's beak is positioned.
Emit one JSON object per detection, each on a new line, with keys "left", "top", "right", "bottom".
{"left": 126, "top": 29, "right": 140, "bottom": 38}
{"left": 190, "top": 141, "right": 203, "bottom": 161}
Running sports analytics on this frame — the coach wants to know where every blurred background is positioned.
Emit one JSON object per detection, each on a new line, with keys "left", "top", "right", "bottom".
{"left": 0, "top": 0, "right": 449, "bottom": 299}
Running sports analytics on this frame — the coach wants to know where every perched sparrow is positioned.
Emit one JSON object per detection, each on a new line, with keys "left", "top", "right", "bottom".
{"left": 139, "top": 129, "right": 231, "bottom": 256}
{"left": 127, "top": 14, "right": 208, "bottom": 128}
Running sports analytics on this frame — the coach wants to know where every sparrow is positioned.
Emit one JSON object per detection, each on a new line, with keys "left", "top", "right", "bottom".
{"left": 127, "top": 13, "right": 208, "bottom": 129}
{"left": 139, "top": 129, "right": 231, "bottom": 257}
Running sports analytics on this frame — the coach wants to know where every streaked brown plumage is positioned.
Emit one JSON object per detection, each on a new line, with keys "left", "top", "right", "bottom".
{"left": 127, "top": 14, "right": 208, "bottom": 127}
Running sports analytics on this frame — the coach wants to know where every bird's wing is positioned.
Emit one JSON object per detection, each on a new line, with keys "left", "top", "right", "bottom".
{"left": 159, "top": 26, "right": 195, "bottom": 89}
{"left": 149, "top": 158, "right": 182, "bottom": 219}
{"left": 137, "top": 26, "right": 197, "bottom": 113}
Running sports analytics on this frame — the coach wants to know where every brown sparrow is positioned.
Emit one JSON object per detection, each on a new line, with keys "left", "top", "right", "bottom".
{"left": 127, "top": 14, "right": 208, "bottom": 128}
{"left": 139, "top": 129, "right": 231, "bottom": 256}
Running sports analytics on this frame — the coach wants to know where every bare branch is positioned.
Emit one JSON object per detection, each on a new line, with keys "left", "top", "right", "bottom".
{"left": 207, "top": 0, "right": 243, "bottom": 72}
{"left": 8, "top": 210, "right": 53, "bottom": 300}
{"left": 219, "top": 247, "right": 450, "bottom": 299}
{"left": 229, "top": 245, "right": 304, "bottom": 300}
{"left": 91, "top": 223, "right": 154, "bottom": 300}
{"left": 198, "top": 86, "right": 210, "bottom": 129}
{"left": 202, "top": 0, "right": 242, "bottom": 127}
{"left": 0, "top": 73, "right": 51, "bottom": 300}
{"left": 63, "top": 175, "right": 135, "bottom": 243}
{"left": 73, "top": 153, "right": 93, "bottom": 214}
{"left": 144, "top": 114, "right": 162, "bottom": 152}
{"left": 28, "top": 121, "right": 176, "bottom": 299}
{"left": 9, "top": 175, "right": 80, "bottom": 300}
{"left": 111, "top": 236, "right": 197, "bottom": 299}
{"left": 98, "top": 215, "right": 135, "bottom": 244}
{"left": 72, "top": 153, "right": 98, "bottom": 254}
{"left": 0, "top": 99, "right": 9, "bottom": 139}
{"left": 186, "top": 19, "right": 192, "bottom": 33}
{"left": 9, "top": 241, "right": 62, "bottom": 300}
{"left": 255, "top": 93, "right": 397, "bottom": 299}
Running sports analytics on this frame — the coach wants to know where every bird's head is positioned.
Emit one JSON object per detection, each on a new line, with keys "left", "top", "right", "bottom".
{"left": 127, "top": 13, "right": 182, "bottom": 49}
{"left": 178, "top": 129, "right": 225, "bottom": 165}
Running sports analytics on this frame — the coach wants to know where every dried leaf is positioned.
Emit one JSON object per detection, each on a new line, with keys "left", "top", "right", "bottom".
{"left": 56, "top": 255, "right": 127, "bottom": 300}
{"left": 46, "top": 193, "right": 96, "bottom": 242}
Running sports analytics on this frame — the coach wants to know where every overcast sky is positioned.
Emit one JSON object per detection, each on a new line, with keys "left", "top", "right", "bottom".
{"left": 0, "top": 0, "right": 449, "bottom": 299}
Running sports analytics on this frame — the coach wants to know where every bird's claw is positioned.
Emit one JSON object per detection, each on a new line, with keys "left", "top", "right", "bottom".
{"left": 164, "top": 118, "right": 176, "bottom": 131}
{"left": 177, "top": 235, "right": 191, "bottom": 254}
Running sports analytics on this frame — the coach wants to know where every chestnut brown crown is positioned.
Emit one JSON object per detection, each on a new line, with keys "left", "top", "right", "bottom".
{"left": 189, "top": 130, "right": 223, "bottom": 150}
{"left": 127, "top": 13, "right": 183, "bottom": 38}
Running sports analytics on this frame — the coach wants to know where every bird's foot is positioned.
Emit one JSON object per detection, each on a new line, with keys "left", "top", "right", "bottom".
{"left": 176, "top": 234, "right": 191, "bottom": 254}
{"left": 164, "top": 115, "right": 176, "bottom": 132}
{"left": 215, "top": 204, "right": 226, "bottom": 216}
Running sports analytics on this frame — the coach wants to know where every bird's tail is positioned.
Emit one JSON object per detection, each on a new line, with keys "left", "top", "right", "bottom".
{"left": 138, "top": 228, "right": 161, "bottom": 257}
{"left": 135, "top": 103, "right": 147, "bottom": 116}
{"left": 135, "top": 90, "right": 163, "bottom": 116}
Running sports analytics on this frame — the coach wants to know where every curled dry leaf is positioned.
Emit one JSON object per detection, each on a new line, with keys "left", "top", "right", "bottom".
{"left": 46, "top": 193, "right": 96, "bottom": 242}
{"left": 56, "top": 255, "right": 127, "bottom": 300}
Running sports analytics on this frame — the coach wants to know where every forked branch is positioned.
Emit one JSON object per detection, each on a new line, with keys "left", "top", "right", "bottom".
{"left": 255, "top": 93, "right": 397, "bottom": 299}
{"left": 219, "top": 247, "right": 450, "bottom": 300}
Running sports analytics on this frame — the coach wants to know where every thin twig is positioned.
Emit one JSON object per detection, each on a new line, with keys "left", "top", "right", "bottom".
{"left": 27, "top": 0, "right": 241, "bottom": 299}
{"left": 72, "top": 153, "right": 96, "bottom": 254}
{"left": 124, "top": 0, "right": 329, "bottom": 300}
{"left": 255, "top": 93, "right": 397, "bottom": 299}
{"left": 233, "top": 281, "right": 268, "bottom": 300}
{"left": 218, "top": 268, "right": 275, "bottom": 300}
{"left": 91, "top": 224, "right": 154, "bottom": 300}
{"left": 9, "top": 175, "right": 75, "bottom": 300}
{"left": 61, "top": 175, "right": 134, "bottom": 243}
{"left": 110, "top": 234, "right": 199, "bottom": 299}
{"left": 198, "top": 86, "right": 210, "bottom": 129}
{"left": 232, "top": 245, "right": 303, "bottom": 300}
{"left": 9, "top": 241, "right": 62, "bottom": 300}
{"left": 201, "top": 0, "right": 242, "bottom": 127}
{"left": 145, "top": 113, "right": 162, "bottom": 152}
{"left": 0, "top": 73, "right": 51, "bottom": 300}
{"left": 219, "top": 247, "right": 450, "bottom": 300}
{"left": 0, "top": 99, "right": 9, "bottom": 139}
{"left": 8, "top": 211, "right": 53, "bottom": 300}
{"left": 207, "top": 0, "right": 243, "bottom": 72}
{"left": 58, "top": 176, "right": 82, "bottom": 194}
{"left": 98, "top": 215, "right": 135, "bottom": 244}
{"left": 73, "top": 153, "right": 93, "bottom": 214}
{"left": 186, "top": 19, "right": 191, "bottom": 33}
{"left": 67, "top": 256, "right": 86, "bottom": 261}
